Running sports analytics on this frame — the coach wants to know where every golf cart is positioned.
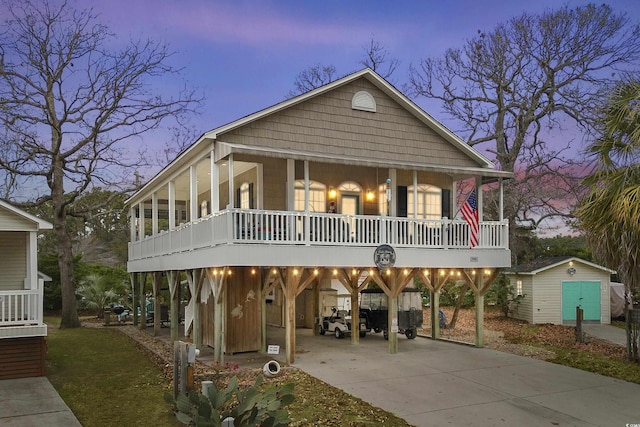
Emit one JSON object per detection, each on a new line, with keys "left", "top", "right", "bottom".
{"left": 359, "top": 288, "right": 423, "bottom": 340}
{"left": 319, "top": 307, "right": 369, "bottom": 339}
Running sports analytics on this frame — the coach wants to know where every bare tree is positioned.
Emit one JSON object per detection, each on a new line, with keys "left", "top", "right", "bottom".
{"left": 359, "top": 38, "right": 399, "bottom": 81}
{"left": 288, "top": 64, "right": 337, "bottom": 97}
{"left": 289, "top": 38, "right": 399, "bottom": 97}
{"left": 408, "top": 4, "right": 640, "bottom": 237}
{"left": 0, "top": 0, "right": 201, "bottom": 328}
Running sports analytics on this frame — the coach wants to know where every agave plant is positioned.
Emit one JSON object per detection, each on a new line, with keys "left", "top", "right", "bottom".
{"left": 165, "top": 375, "right": 294, "bottom": 427}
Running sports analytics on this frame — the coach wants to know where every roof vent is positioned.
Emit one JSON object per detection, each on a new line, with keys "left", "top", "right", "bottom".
{"left": 352, "top": 91, "right": 376, "bottom": 112}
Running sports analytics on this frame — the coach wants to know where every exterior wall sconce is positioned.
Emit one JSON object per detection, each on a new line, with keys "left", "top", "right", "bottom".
{"left": 328, "top": 187, "right": 337, "bottom": 199}
{"left": 366, "top": 189, "right": 375, "bottom": 201}
{"left": 568, "top": 267, "right": 577, "bottom": 276}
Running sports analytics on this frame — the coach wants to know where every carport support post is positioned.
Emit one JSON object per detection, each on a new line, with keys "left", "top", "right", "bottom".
{"left": 389, "top": 292, "right": 399, "bottom": 354}
{"left": 284, "top": 268, "right": 297, "bottom": 364}
{"left": 431, "top": 289, "right": 440, "bottom": 339}
{"left": 170, "top": 272, "right": 180, "bottom": 343}
{"left": 475, "top": 293, "right": 484, "bottom": 348}
{"left": 139, "top": 272, "right": 147, "bottom": 331}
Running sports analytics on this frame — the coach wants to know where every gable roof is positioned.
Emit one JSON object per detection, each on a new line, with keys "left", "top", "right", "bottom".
{"left": 205, "top": 68, "right": 495, "bottom": 167}
{"left": 0, "top": 200, "right": 53, "bottom": 230}
{"left": 505, "top": 256, "right": 615, "bottom": 275}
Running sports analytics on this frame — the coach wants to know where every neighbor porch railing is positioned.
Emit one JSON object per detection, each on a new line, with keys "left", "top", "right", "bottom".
{"left": 0, "top": 289, "right": 43, "bottom": 326}
{"left": 130, "top": 209, "right": 509, "bottom": 261}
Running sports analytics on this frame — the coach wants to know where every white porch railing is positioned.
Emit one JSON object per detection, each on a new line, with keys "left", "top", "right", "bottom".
{"left": 0, "top": 289, "right": 42, "bottom": 326}
{"left": 129, "top": 209, "right": 509, "bottom": 261}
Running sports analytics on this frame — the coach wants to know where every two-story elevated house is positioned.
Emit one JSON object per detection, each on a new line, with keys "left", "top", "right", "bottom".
{"left": 0, "top": 200, "right": 52, "bottom": 379}
{"left": 126, "top": 69, "right": 512, "bottom": 364}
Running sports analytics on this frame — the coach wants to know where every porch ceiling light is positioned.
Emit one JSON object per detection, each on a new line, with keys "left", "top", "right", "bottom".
{"left": 314, "top": 269, "right": 319, "bottom": 275}
{"left": 423, "top": 270, "right": 429, "bottom": 276}
{"left": 251, "top": 268, "right": 256, "bottom": 275}
{"left": 328, "top": 187, "right": 337, "bottom": 199}
{"left": 333, "top": 269, "right": 338, "bottom": 276}
{"left": 386, "top": 269, "right": 391, "bottom": 276}
{"left": 293, "top": 268, "right": 298, "bottom": 276}
{"left": 366, "top": 190, "right": 375, "bottom": 201}
{"left": 272, "top": 268, "right": 277, "bottom": 275}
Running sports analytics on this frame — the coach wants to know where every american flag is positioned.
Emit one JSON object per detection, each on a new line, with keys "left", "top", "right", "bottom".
{"left": 461, "top": 189, "right": 479, "bottom": 248}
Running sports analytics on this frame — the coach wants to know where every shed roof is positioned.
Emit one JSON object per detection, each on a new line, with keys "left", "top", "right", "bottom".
{"left": 505, "top": 256, "right": 615, "bottom": 275}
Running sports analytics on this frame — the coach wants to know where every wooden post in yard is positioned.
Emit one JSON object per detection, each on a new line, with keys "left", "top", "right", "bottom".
{"left": 576, "top": 306, "right": 584, "bottom": 343}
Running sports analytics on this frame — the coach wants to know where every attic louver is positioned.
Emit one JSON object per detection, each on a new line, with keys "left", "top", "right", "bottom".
{"left": 351, "top": 91, "right": 376, "bottom": 112}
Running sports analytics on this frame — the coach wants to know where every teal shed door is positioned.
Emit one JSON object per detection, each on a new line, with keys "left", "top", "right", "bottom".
{"left": 562, "top": 281, "right": 601, "bottom": 321}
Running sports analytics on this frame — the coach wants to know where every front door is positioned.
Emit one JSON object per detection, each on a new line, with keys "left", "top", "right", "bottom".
{"left": 340, "top": 195, "right": 359, "bottom": 239}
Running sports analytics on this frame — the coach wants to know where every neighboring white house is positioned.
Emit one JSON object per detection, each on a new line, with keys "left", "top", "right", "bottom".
{"left": 126, "top": 68, "right": 514, "bottom": 364}
{"left": 505, "top": 256, "right": 614, "bottom": 325}
{"left": 0, "top": 200, "right": 52, "bottom": 378}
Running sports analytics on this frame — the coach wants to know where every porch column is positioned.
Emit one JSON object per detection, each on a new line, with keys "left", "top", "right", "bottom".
{"left": 389, "top": 169, "right": 397, "bottom": 217}
{"left": 304, "top": 161, "right": 310, "bottom": 244}
{"left": 168, "top": 181, "right": 176, "bottom": 229}
{"left": 189, "top": 165, "right": 198, "bottom": 221}
{"left": 256, "top": 163, "right": 264, "bottom": 209}
{"left": 286, "top": 159, "right": 295, "bottom": 211}
{"left": 498, "top": 178, "right": 504, "bottom": 221}
{"left": 26, "top": 231, "right": 37, "bottom": 289}
{"left": 210, "top": 151, "right": 219, "bottom": 212}
{"left": 151, "top": 193, "right": 158, "bottom": 235}
{"left": 129, "top": 207, "right": 136, "bottom": 243}
{"left": 476, "top": 177, "right": 482, "bottom": 222}
{"left": 137, "top": 201, "right": 144, "bottom": 239}
{"left": 228, "top": 154, "right": 234, "bottom": 208}
{"left": 412, "top": 171, "right": 418, "bottom": 218}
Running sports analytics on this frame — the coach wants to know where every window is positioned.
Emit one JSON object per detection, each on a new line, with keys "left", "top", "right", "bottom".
{"left": 516, "top": 280, "right": 523, "bottom": 296}
{"left": 408, "top": 184, "right": 441, "bottom": 220}
{"left": 378, "top": 184, "right": 389, "bottom": 215}
{"left": 294, "top": 180, "right": 326, "bottom": 212}
{"left": 239, "top": 182, "right": 250, "bottom": 209}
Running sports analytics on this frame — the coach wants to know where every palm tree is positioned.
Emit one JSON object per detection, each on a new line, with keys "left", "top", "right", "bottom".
{"left": 575, "top": 76, "right": 640, "bottom": 361}
{"left": 76, "top": 274, "right": 129, "bottom": 318}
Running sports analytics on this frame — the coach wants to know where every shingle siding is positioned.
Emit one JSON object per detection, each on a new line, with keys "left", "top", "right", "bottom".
{"left": 219, "top": 79, "right": 478, "bottom": 168}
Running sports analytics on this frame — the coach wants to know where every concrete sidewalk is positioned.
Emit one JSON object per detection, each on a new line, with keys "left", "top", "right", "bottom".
{"left": 0, "top": 376, "right": 82, "bottom": 426}
{"left": 285, "top": 329, "right": 640, "bottom": 427}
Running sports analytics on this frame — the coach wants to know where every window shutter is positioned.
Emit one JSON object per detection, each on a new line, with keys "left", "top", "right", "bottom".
{"left": 249, "top": 183, "right": 255, "bottom": 209}
{"left": 397, "top": 186, "right": 408, "bottom": 217}
{"left": 441, "top": 189, "right": 451, "bottom": 218}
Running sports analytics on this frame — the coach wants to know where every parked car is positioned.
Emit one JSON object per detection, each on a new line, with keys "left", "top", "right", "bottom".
{"left": 360, "top": 288, "right": 423, "bottom": 339}
{"left": 319, "top": 307, "right": 369, "bottom": 338}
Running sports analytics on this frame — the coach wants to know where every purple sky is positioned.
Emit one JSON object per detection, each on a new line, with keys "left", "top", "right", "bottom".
{"left": 88, "top": 0, "right": 640, "bottom": 144}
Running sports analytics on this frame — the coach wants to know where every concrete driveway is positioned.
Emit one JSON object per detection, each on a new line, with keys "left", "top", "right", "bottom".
{"left": 280, "top": 329, "right": 640, "bottom": 427}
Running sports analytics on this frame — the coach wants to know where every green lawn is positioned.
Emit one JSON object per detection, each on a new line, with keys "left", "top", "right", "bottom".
{"left": 44, "top": 318, "right": 411, "bottom": 426}
{"left": 45, "top": 319, "right": 177, "bottom": 426}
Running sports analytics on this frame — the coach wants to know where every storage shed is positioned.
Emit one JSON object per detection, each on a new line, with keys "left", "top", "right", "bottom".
{"left": 505, "top": 256, "right": 614, "bottom": 325}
